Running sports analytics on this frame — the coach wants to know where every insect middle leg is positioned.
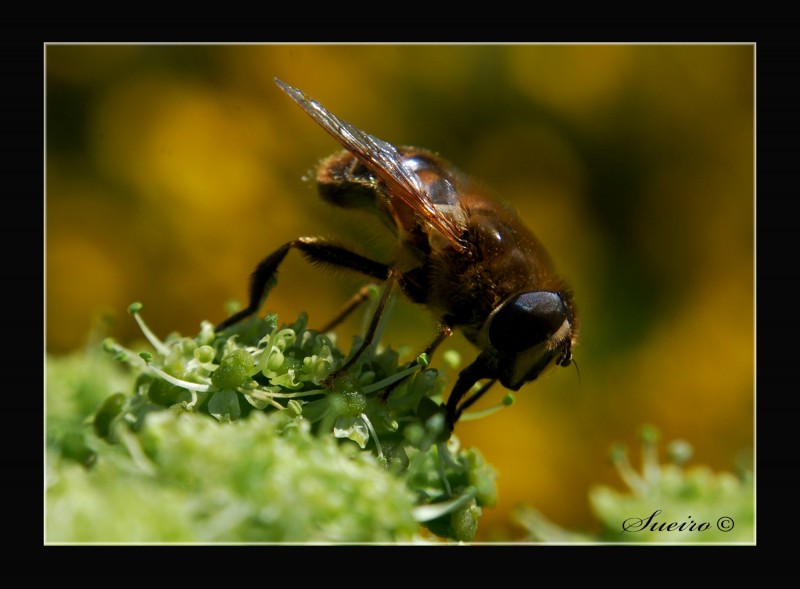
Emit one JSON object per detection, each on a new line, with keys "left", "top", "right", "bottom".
{"left": 319, "top": 283, "right": 379, "bottom": 334}
{"left": 215, "top": 237, "right": 392, "bottom": 332}
{"left": 323, "top": 268, "right": 408, "bottom": 386}
{"left": 453, "top": 379, "right": 498, "bottom": 419}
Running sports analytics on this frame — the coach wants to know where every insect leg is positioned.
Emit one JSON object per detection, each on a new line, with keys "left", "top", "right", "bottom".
{"left": 454, "top": 379, "right": 498, "bottom": 418}
{"left": 379, "top": 323, "right": 454, "bottom": 402}
{"left": 215, "top": 237, "right": 391, "bottom": 332}
{"left": 423, "top": 323, "right": 454, "bottom": 359}
{"left": 444, "top": 355, "right": 492, "bottom": 427}
{"left": 318, "top": 283, "right": 379, "bottom": 333}
{"left": 324, "top": 268, "right": 401, "bottom": 383}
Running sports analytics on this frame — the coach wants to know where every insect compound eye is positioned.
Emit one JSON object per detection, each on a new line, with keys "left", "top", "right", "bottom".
{"left": 488, "top": 291, "right": 568, "bottom": 354}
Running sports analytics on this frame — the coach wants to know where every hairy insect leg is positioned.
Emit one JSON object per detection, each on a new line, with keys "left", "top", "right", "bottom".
{"left": 423, "top": 323, "right": 454, "bottom": 359}
{"left": 215, "top": 237, "right": 391, "bottom": 332}
{"left": 324, "top": 269, "right": 401, "bottom": 385}
{"left": 319, "top": 283, "right": 379, "bottom": 333}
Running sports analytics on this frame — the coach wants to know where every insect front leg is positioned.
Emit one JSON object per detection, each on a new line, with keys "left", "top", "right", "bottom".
{"left": 453, "top": 379, "right": 498, "bottom": 418}
{"left": 215, "top": 237, "right": 391, "bottom": 332}
{"left": 444, "top": 354, "right": 494, "bottom": 427}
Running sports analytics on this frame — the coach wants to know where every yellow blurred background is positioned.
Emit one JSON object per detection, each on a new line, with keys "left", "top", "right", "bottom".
{"left": 46, "top": 44, "right": 754, "bottom": 541}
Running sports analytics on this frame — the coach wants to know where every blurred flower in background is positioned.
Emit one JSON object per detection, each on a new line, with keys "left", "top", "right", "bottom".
{"left": 46, "top": 44, "right": 754, "bottom": 541}
{"left": 516, "top": 425, "right": 754, "bottom": 542}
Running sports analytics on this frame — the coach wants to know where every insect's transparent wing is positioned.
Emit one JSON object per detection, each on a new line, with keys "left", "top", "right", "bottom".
{"left": 276, "top": 79, "right": 465, "bottom": 252}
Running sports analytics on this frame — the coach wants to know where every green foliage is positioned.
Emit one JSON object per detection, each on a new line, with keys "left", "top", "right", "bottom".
{"left": 515, "top": 426, "right": 754, "bottom": 543}
{"left": 46, "top": 305, "right": 499, "bottom": 543}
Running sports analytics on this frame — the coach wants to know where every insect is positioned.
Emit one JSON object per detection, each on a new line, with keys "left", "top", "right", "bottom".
{"left": 216, "top": 78, "right": 579, "bottom": 430}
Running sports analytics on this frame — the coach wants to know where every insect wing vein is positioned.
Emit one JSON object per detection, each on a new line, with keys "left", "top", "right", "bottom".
{"left": 276, "top": 78, "right": 465, "bottom": 252}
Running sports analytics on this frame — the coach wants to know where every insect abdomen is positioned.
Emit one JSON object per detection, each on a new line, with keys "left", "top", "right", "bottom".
{"left": 316, "top": 151, "right": 380, "bottom": 211}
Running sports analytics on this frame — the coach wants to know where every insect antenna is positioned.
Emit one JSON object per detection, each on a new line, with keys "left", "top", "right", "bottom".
{"left": 572, "top": 357, "right": 581, "bottom": 387}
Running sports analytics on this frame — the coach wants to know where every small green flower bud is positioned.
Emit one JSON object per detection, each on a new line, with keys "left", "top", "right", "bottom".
{"left": 147, "top": 379, "right": 191, "bottom": 407}
{"left": 267, "top": 348, "right": 285, "bottom": 372}
{"left": 442, "top": 350, "right": 461, "bottom": 370}
{"left": 224, "top": 300, "right": 242, "bottom": 315}
{"left": 382, "top": 415, "right": 399, "bottom": 432}
{"left": 94, "top": 393, "right": 126, "bottom": 439}
{"left": 178, "top": 339, "right": 197, "bottom": 356}
{"left": 639, "top": 424, "right": 660, "bottom": 444}
{"left": 197, "top": 321, "right": 216, "bottom": 345}
{"left": 667, "top": 439, "right": 694, "bottom": 465}
{"left": 357, "top": 371, "right": 376, "bottom": 386}
{"left": 464, "top": 448, "right": 498, "bottom": 507}
{"left": 450, "top": 500, "right": 480, "bottom": 542}
{"left": 287, "top": 399, "right": 303, "bottom": 417}
{"left": 329, "top": 383, "right": 367, "bottom": 417}
{"left": 194, "top": 345, "right": 215, "bottom": 364}
{"left": 212, "top": 349, "right": 255, "bottom": 390}
{"left": 608, "top": 443, "right": 627, "bottom": 464}
{"left": 60, "top": 431, "right": 96, "bottom": 467}
{"left": 403, "top": 423, "right": 425, "bottom": 445}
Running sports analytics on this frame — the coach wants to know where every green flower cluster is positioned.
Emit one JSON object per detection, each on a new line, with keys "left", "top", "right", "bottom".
{"left": 515, "top": 425, "right": 754, "bottom": 543}
{"left": 46, "top": 304, "right": 499, "bottom": 543}
{"left": 48, "top": 410, "right": 420, "bottom": 542}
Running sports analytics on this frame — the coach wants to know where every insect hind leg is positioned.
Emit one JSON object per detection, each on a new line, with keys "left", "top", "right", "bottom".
{"left": 215, "top": 237, "right": 391, "bottom": 332}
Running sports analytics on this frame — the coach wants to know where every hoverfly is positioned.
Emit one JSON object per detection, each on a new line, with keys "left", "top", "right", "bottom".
{"left": 216, "top": 78, "right": 579, "bottom": 430}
